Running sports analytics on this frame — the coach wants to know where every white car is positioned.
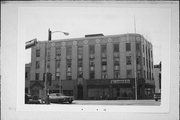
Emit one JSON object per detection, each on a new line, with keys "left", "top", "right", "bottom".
{"left": 49, "top": 93, "right": 74, "bottom": 104}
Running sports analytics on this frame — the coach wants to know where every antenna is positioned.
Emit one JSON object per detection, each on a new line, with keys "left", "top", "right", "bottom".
{"left": 134, "top": 15, "right": 136, "bottom": 33}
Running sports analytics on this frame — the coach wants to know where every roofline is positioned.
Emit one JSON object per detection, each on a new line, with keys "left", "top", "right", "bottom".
{"left": 38, "top": 33, "right": 144, "bottom": 43}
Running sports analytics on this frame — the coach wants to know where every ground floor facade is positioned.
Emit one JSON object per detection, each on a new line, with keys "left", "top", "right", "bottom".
{"left": 28, "top": 78, "right": 155, "bottom": 100}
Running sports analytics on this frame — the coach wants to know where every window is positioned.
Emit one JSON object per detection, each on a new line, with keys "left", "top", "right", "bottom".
{"left": 102, "top": 72, "right": 107, "bottom": 79}
{"left": 126, "top": 56, "right": 131, "bottom": 65}
{"left": 127, "top": 70, "right": 132, "bottom": 78}
{"left": 136, "top": 43, "right": 140, "bottom": 51}
{"left": 35, "top": 73, "right": 39, "bottom": 80}
{"left": 102, "top": 65, "right": 107, "bottom": 72}
{"left": 90, "top": 72, "right": 95, "bottom": 79}
{"left": 36, "top": 49, "right": 40, "bottom": 57}
{"left": 66, "top": 46, "right": 72, "bottom": 59}
{"left": 56, "top": 47, "right": 61, "bottom": 56}
{"left": 136, "top": 57, "right": 140, "bottom": 64}
{"left": 101, "top": 44, "right": 107, "bottom": 58}
{"left": 113, "top": 44, "right": 119, "bottom": 52}
{"left": 114, "top": 71, "right": 120, "bottom": 79}
{"left": 126, "top": 43, "right": 131, "bottom": 51}
{"left": 36, "top": 61, "right": 40, "bottom": 69}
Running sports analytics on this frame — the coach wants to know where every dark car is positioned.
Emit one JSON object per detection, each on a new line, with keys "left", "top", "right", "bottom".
{"left": 154, "top": 93, "right": 161, "bottom": 101}
{"left": 49, "top": 93, "right": 74, "bottom": 104}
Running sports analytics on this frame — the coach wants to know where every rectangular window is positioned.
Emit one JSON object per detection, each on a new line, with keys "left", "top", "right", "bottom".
{"left": 136, "top": 57, "right": 141, "bottom": 64}
{"left": 36, "top": 49, "right": 40, "bottom": 57}
{"left": 56, "top": 47, "right": 61, "bottom": 56}
{"left": 102, "top": 72, "right": 107, "bottom": 79}
{"left": 126, "top": 43, "right": 131, "bottom": 51}
{"left": 127, "top": 70, "right": 132, "bottom": 78}
{"left": 113, "top": 44, "right": 119, "bottom": 52}
{"left": 89, "top": 45, "right": 95, "bottom": 54}
{"left": 35, "top": 73, "right": 39, "bottom": 80}
{"left": 136, "top": 43, "right": 140, "bottom": 51}
{"left": 126, "top": 56, "right": 131, "bottom": 65}
{"left": 90, "top": 72, "right": 95, "bottom": 79}
{"left": 66, "top": 46, "right": 72, "bottom": 56}
{"left": 36, "top": 61, "right": 40, "bottom": 69}
{"left": 114, "top": 71, "right": 120, "bottom": 79}
{"left": 101, "top": 44, "right": 107, "bottom": 58}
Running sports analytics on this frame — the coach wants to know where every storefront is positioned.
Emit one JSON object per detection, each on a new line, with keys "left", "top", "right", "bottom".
{"left": 86, "top": 79, "right": 135, "bottom": 100}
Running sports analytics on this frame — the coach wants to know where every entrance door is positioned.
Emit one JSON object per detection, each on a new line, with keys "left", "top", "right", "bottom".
{"left": 77, "top": 85, "right": 83, "bottom": 99}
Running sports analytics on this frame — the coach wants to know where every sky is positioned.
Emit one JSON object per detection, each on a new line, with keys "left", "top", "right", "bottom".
{"left": 20, "top": 6, "right": 171, "bottom": 65}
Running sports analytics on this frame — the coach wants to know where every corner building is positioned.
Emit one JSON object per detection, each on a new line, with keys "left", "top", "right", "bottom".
{"left": 30, "top": 33, "right": 155, "bottom": 100}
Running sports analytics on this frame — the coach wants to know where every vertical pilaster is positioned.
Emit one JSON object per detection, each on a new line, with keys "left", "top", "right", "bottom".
{"left": 72, "top": 41, "right": 77, "bottom": 80}
{"left": 83, "top": 40, "right": 89, "bottom": 79}
{"left": 107, "top": 40, "right": 113, "bottom": 79}
{"left": 95, "top": 40, "right": 101, "bottom": 79}
{"left": 60, "top": 42, "right": 66, "bottom": 80}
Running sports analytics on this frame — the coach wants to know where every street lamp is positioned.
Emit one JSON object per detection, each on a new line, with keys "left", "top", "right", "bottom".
{"left": 48, "top": 28, "right": 69, "bottom": 41}
{"left": 44, "top": 28, "right": 69, "bottom": 104}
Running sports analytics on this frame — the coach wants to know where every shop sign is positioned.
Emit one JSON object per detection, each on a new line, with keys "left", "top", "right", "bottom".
{"left": 111, "top": 79, "right": 131, "bottom": 84}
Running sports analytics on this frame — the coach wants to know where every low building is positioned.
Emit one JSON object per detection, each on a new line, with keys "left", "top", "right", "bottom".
{"left": 29, "top": 33, "right": 155, "bottom": 99}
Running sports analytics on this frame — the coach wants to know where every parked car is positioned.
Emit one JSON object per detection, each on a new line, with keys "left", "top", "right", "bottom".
{"left": 49, "top": 93, "right": 74, "bottom": 104}
{"left": 28, "top": 96, "right": 42, "bottom": 104}
{"left": 154, "top": 93, "right": 161, "bottom": 101}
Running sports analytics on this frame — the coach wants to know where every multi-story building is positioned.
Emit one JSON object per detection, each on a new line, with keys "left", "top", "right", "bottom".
{"left": 29, "top": 33, "right": 155, "bottom": 100}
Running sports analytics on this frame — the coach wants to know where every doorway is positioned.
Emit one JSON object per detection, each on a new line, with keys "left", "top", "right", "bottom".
{"left": 77, "top": 85, "right": 83, "bottom": 99}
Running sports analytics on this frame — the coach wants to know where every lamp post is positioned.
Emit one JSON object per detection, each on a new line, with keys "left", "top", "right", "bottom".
{"left": 44, "top": 28, "right": 69, "bottom": 104}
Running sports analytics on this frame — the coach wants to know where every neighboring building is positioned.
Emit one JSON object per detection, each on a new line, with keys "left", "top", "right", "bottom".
{"left": 25, "top": 63, "right": 31, "bottom": 94}
{"left": 154, "top": 62, "right": 161, "bottom": 93}
{"left": 29, "top": 33, "right": 155, "bottom": 100}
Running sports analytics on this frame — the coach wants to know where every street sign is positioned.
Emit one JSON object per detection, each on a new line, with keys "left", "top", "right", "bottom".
{"left": 25, "top": 38, "right": 37, "bottom": 49}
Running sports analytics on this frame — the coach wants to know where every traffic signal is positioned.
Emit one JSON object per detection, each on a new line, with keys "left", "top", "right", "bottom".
{"left": 48, "top": 29, "right": 52, "bottom": 41}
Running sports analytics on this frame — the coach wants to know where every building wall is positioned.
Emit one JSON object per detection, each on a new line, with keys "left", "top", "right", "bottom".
{"left": 29, "top": 33, "right": 155, "bottom": 99}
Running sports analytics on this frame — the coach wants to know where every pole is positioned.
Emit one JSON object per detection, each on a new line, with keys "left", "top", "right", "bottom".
{"left": 134, "top": 39, "right": 138, "bottom": 100}
{"left": 44, "top": 41, "right": 47, "bottom": 103}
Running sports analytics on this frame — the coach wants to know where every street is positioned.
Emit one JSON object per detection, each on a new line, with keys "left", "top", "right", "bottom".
{"left": 51, "top": 100, "right": 161, "bottom": 106}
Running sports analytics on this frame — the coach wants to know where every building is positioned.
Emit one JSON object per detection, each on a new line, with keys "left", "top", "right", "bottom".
{"left": 29, "top": 33, "right": 155, "bottom": 100}
{"left": 154, "top": 62, "right": 161, "bottom": 93}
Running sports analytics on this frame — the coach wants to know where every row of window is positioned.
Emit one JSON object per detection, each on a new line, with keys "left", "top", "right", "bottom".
{"left": 36, "top": 42, "right": 152, "bottom": 57}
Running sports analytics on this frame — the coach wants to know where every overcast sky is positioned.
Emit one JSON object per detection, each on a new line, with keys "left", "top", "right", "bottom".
{"left": 20, "top": 6, "right": 171, "bottom": 65}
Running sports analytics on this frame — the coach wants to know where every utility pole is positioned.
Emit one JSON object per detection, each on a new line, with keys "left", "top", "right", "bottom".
{"left": 134, "top": 39, "right": 138, "bottom": 100}
{"left": 44, "top": 28, "right": 69, "bottom": 103}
